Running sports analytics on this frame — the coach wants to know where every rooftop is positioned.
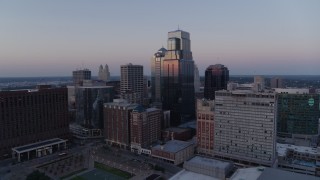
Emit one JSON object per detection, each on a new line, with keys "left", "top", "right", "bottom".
{"left": 12, "top": 138, "right": 67, "bottom": 153}
{"left": 186, "top": 156, "right": 231, "bottom": 169}
{"left": 152, "top": 140, "right": 194, "bottom": 153}
{"left": 169, "top": 170, "right": 219, "bottom": 180}
{"left": 230, "top": 167, "right": 265, "bottom": 180}
{"left": 257, "top": 167, "right": 319, "bottom": 180}
{"left": 277, "top": 143, "right": 320, "bottom": 157}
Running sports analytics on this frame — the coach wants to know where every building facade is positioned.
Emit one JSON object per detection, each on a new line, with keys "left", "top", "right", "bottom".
{"left": 277, "top": 93, "right": 320, "bottom": 146}
{"left": 98, "top": 64, "right": 110, "bottom": 82}
{"left": 130, "top": 106, "right": 161, "bottom": 154}
{"left": 120, "top": 64, "right": 143, "bottom": 104}
{"left": 75, "top": 86, "right": 113, "bottom": 129}
{"left": 270, "top": 77, "right": 284, "bottom": 88}
{"left": 162, "top": 30, "right": 195, "bottom": 125}
{"left": 0, "top": 86, "right": 69, "bottom": 158}
{"left": 151, "top": 47, "right": 167, "bottom": 108}
{"left": 196, "top": 99, "right": 215, "bottom": 156}
{"left": 214, "top": 90, "right": 277, "bottom": 167}
{"left": 72, "top": 69, "right": 91, "bottom": 86}
{"left": 104, "top": 99, "right": 138, "bottom": 149}
{"left": 204, "top": 64, "right": 229, "bottom": 100}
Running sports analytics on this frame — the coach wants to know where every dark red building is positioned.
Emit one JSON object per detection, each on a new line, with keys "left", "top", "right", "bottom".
{"left": 0, "top": 86, "right": 69, "bottom": 158}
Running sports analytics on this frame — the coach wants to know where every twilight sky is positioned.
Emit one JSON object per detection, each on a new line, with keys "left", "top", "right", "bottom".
{"left": 0, "top": 0, "right": 319, "bottom": 77}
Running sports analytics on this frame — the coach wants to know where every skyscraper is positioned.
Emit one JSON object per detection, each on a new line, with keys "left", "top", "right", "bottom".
{"left": 98, "top": 64, "right": 110, "bottom": 82}
{"left": 72, "top": 69, "right": 91, "bottom": 86}
{"left": 204, "top": 64, "right": 229, "bottom": 100}
{"left": 151, "top": 47, "right": 167, "bottom": 107}
{"left": 271, "top": 77, "right": 284, "bottom": 88}
{"left": 120, "top": 63, "right": 143, "bottom": 104}
{"left": 253, "top": 75, "right": 265, "bottom": 92}
{"left": 162, "top": 30, "right": 195, "bottom": 125}
{"left": 194, "top": 64, "right": 201, "bottom": 93}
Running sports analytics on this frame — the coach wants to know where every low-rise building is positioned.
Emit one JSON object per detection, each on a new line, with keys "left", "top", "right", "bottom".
{"left": 183, "top": 156, "right": 233, "bottom": 179}
{"left": 277, "top": 143, "right": 320, "bottom": 176}
{"left": 151, "top": 140, "right": 194, "bottom": 165}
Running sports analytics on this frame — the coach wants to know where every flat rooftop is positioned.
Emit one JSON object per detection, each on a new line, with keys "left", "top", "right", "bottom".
{"left": 230, "top": 167, "right": 265, "bottom": 180}
{"left": 163, "top": 127, "right": 189, "bottom": 133}
{"left": 186, "top": 156, "right": 231, "bottom": 169}
{"left": 152, "top": 140, "right": 193, "bottom": 153}
{"left": 12, "top": 138, "right": 66, "bottom": 153}
{"left": 169, "top": 170, "right": 219, "bottom": 180}
{"left": 258, "top": 168, "right": 319, "bottom": 180}
{"left": 277, "top": 143, "right": 320, "bottom": 156}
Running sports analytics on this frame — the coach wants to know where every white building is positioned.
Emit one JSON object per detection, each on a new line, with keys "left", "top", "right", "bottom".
{"left": 98, "top": 64, "right": 110, "bottom": 82}
{"left": 214, "top": 90, "right": 277, "bottom": 167}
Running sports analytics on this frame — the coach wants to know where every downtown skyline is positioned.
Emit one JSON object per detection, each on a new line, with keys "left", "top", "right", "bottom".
{"left": 0, "top": 0, "right": 320, "bottom": 77}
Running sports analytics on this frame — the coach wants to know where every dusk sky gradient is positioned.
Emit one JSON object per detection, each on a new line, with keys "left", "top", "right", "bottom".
{"left": 0, "top": 0, "right": 319, "bottom": 77}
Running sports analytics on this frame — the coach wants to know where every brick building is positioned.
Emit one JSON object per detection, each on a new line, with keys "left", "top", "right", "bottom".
{"left": 0, "top": 86, "right": 69, "bottom": 158}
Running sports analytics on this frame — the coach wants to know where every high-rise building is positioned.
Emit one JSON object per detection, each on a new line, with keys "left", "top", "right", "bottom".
{"left": 253, "top": 76, "right": 265, "bottom": 92}
{"left": 270, "top": 77, "right": 284, "bottom": 88}
{"left": 162, "top": 30, "right": 195, "bottom": 125}
{"left": 0, "top": 86, "right": 69, "bottom": 158}
{"left": 130, "top": 106, "right": 161, "bottom": 154}
{"left": 194, "top": 64, "right": 201, "bottom": 93}
{"left": 120, "top": 63, "right": 144, "bottom": 104}
{"left": 104, "top": 99, "right": 138, "bottom": 149}
{"left": 98, "top": 64, "right": 111, "bottom": 82}
{"left": 277, "top": 93, "right": 319, "bottom": 146}
{"left": 151, "top": 47, "right": 167, "bottom": 107}
{"left": 214, "top": 90, "right": 277, "bottom": 167}
{"left": 196, "top": 99, "right": 215, "bottom": 156}
{"left": 72, "top": 69, "right": 91, "bottom": 86}
{"left": 75, "top": 86, "right": 114, "bottom": 129}
{"left": 204, "top": 64, "right": 229, "bottom": 100}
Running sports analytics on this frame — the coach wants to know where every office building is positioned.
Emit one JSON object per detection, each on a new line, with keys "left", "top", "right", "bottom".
{"left": 162, "top": 30, "right": 195, "bottom": 125}
{"left": 0, "top": 86, "right": 69, "bottom": 158}
{"left": 75, "top": 86, "right": 114, "bottom": 129}
{"left": 204, "top": 64, "right": 229, "bottom": 100}
{"left": 98, "top": 64, "right": 110, "bottom": 82}
{"left": 104, "top": 99, "right": 138, "bottom": 149}
{"left": 151, "top": 47, "right": 167, "bottom": 107}
{"left": 196, "top": 99, "right": 215, "bottom": 156}
{"left": 277, "top": 93, "right": 319, "bottom": 146}
{"left": 194, "top": 64, "right": 201, "bottom": 93}
{"left": 270, "top": 77, "right": 284, "bottom": 88}
{"left": 214, "top": 90, "right": 277, "bottom": 167}
{"left": 130, "top": 106, "right": 161, "bottom": 154}
{"left": 72, "top": 69, "right": 91, "bottom": 86}
{"left": 253, "top": 76, "right": 265, "bottom": 92}
{"left": 120, "top": 63, "right": 143, "bottom": 104}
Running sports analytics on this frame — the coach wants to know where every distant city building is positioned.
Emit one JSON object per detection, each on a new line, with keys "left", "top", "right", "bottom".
{"left": 270, "top": 77, "right": 284, "bottom": 88}
{"left": 104, "top": 99, "right": 138, "bottom": 149}
{"left": 0, "top": 86, "right": 69, "bottom": 159}
{"left": 120, "top": 63, "right": 143, "bottom": 104}
{"left": 75, "top": 86, "right": 114, "bottom": 129}
{"left": 151, "top": 47, "right": 167, "bottom": 107}
{"left": 277, "top": 93, "right": 319, "bottom": 146}
{"left": 72, "top": 69, "right": 91, "bottom": 86}
{"left": 253, "top": 75, "right": 265, "bottom": 92}
{"left": 151, "top": 140, "right": 194, "bottom": 165}
{"left": 162, "top": 30, "right": 195, "bottom": 125}
{"left": 196, "top": 99, "right": 215, "bottom": 156}
{"left": 194, "top": 64, "right": 201, "bottom": 93}
{"left": 98, "top": 64, "right": 110, "bottom": 82}
{"left": 204, "top": 64, "right": 229, "bottom": 100}
{"left": 130, "top": 106, "right": 161, "bottom": 154}
{"left": 214, "top": 90, "right": 277, "bottom": 167}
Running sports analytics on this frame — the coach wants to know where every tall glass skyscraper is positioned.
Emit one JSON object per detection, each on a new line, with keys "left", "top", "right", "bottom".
{"left": 151, "top": 47, "right": 167, "bottom": 108}
{"left": 204, "top": 64, "right": 229, "bottom": 100}
{"left": 162, "top": 30, "right": 195, "bottom": 126}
